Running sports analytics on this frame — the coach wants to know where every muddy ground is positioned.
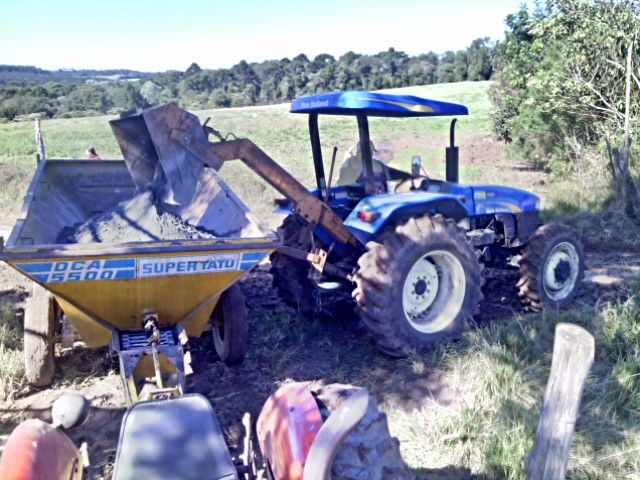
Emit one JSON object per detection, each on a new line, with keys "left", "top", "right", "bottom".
{"left": 0, "top": 249, "right": 638, "bottom": 478}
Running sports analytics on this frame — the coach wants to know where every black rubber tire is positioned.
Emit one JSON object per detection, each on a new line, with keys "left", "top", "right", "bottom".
{"left": 313, "top": 384, "right": 410, "bottom": 480}
{"left": 24, "top": 283, "right": 56, "bottom": 387}
{"left": 517, "top": 222, "right": 584, "bottom": 311}
{"left": 270, "top": 215, "right": 315, "bottom": 314}
{"left": 353, "top": 215, "right": 483, "bottom": 357}
{"left": 211, "top": 284, "right": 248, "bottom": 364}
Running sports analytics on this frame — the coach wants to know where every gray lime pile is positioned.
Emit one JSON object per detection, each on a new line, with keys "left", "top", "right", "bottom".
{"left": 57, "top": 189, "right": 216, "bottom": 244}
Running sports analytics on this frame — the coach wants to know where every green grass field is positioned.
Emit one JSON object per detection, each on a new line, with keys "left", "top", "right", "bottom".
{"left": 0, "top": 81, "right": 639, "bottom": 479}
{"left": 0, "top": 81, "right": 493, "bottom": 225}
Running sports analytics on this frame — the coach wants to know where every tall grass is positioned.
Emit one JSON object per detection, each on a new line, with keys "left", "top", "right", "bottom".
{"left": 383, "top": 286, "right": 640, "bottom": 479}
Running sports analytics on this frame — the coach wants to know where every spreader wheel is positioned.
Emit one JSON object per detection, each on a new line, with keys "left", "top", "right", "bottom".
{"left": 211, "top": 284, "right": 248, "bottom": 364}
{"left": 24, "top": 283, "right": 57, "bottom": 387}
{"left": 518, "top": 222, "right": 584, "bottom": 310}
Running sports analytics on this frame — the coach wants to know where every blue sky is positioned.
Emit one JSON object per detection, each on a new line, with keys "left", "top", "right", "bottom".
{"left": 0, "top": 0, "right": 528, "bottom": 71}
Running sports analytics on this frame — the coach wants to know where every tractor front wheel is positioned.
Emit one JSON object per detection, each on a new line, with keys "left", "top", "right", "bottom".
{"left": 353, "top": 215, "right": 483, "bottom": 357}
{"left": 211, "top": 284, "right": 248, "bottom": 364}
{"left": 518, "top": 223, "right": 584, "bottom": 310}
{"left": 24, "top": 283, "right": 57, "bottom": 387}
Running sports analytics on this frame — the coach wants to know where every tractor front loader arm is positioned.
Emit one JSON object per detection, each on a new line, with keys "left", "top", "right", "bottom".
{"left": 162, "top": 105, "right": 356, "bottom": 245}
{"left": 210, "top": 139, "right": 358, "bottom": 246}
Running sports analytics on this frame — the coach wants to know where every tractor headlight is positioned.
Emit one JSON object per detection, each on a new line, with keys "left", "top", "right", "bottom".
{"left": 357, "top": 210, "right": 380, "bottom": 223}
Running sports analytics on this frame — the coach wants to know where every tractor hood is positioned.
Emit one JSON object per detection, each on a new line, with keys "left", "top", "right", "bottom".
{"left": 469, "top": 185, "right": 540, "bottom": 216}
{"left": 343, "top": 182, "right": 540, "bottom": 245}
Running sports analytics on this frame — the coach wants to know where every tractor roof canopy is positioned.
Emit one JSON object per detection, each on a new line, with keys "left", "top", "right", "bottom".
{"left": 290, "top": 91, "right": 468, "bottom": 117}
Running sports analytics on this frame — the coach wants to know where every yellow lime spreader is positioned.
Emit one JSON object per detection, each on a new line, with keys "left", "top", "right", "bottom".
{"left": 0, "top": 104, "right": 279, "bottom": 404}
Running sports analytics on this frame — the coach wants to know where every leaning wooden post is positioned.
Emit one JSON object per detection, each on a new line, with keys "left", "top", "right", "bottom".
{"left": 35, "top": 117, "right": 45, "bottom": 163}
{"left": 526, "top": 323, "right": 595, "bottom": 480}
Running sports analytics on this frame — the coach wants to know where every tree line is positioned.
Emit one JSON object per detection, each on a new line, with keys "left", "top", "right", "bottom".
{"left": 0, "top": 65, "right": 152, "bottom": 84}
{"left": 0, "top": 39, "right": 494, "bottom": 121}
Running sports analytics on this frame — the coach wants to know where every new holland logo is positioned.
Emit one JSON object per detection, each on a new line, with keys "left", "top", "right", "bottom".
{"left": 16, "top": 251, "right": 269, "bottom": 283}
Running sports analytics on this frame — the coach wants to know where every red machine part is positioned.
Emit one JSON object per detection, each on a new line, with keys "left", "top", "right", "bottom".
{"left": 256, "top": 383, "right": 323, "bottom": 480}
{"left": 0, "top": 419, "right": 82, "bottom": 480}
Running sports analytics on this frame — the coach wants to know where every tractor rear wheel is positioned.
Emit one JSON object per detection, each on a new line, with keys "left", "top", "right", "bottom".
{"left": 518, "top": 223, "right": 584, "bottom": 311}
{"left": 313, "top": 384, "right": 410, "bottom": 480}
{"left": 211, "top": 284, "right": 248, "bottom": 364}
{"left": 353, "top": 215, "right": 483, "bottom": 357}
{"left": 270, "top": 215, "right": 315, "bottom": 314}
{"left": 24, "top": 283, "right": 57, "bottom": 387}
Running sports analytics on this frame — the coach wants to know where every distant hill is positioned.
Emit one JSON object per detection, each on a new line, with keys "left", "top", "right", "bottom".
{"left": 0, "top": 39, "right": 495, "bottom": 121}
{"left": 0, "top": 65, "right": 154, "bottom": 84}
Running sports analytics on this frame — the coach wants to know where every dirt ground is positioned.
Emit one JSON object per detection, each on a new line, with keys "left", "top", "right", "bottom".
{"left": 0, "top": 138, "right": 639, "bottom": 478}
{"left": 0, "top": 250, "right": 638, "bottom": 478}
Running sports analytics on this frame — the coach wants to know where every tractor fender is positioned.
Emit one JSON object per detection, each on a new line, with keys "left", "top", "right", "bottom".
{"left": 344, "top": 192, "right": 470, "bottom": 244}
{"left": 302, "top": 388, "right": 370, "bottom": 480}
{"left": 256, "top": 383, "right": 323, "bottom": 480}
{"left": 0, "top": 419, "right": 82, "bottom": 480}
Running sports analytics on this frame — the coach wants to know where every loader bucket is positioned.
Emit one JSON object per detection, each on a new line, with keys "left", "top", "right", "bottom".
{"left": 1, "top": 111, "right": 278, "bottom": 348}
{"left": 110, "top": 103, "right": 223, "bottom": 207}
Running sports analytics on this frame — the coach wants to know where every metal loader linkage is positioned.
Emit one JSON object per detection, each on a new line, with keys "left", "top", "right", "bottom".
{"left": 115, "top": 102, "right": 357, "bottom": 273}
{"left": 209, "top": 139, "right": 357, "bottom": 246}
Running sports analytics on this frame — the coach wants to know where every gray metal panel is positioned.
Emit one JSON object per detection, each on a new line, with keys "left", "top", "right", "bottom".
{"left": 9, "top": 160, "right": 136, "bottom": 247}
{"left": 109, "top": 114, "right": 161, "bottom": 189}
{"left": 110, "top": 103, "right": 216, "bottom": 207}
{"left": 141, "top": 104, "right": 204, "bottom": 206}
{"left": 113, "top": 394, "right": 239, "bottom": 480}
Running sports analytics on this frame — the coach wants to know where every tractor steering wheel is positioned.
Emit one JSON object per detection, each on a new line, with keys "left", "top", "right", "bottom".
{"left": 356, "top": 160, "right": 392, "bottom": 193}
{"left": 394, "top": 174, "right": 430, "bottom": 193}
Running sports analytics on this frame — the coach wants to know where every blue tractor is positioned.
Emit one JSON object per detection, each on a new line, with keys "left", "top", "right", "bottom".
{"left": 214, "top": 91, "right": 585, "bottom": 357}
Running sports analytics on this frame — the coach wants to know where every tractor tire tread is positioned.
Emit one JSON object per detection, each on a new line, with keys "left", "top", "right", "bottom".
{"left": 353, "top": 214, "right": 483, "bottom": 357}
{"left": 517, "top": 222, "right": 584, "bottom": 311}
{"left": 270, "top": 215, "right": 315, "bottom": 314}
{"left": 313, "top": 384, "right": 411, "bottom": 480}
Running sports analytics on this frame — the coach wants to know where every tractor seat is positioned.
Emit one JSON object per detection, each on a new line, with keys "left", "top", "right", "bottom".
{"left": 112, "top": 394, "right": 238, "bottom": 480}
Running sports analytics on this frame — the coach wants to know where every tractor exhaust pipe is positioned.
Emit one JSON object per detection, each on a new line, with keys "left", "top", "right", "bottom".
{"left": 446, "top": 118, "right": 459, "bottom": 183}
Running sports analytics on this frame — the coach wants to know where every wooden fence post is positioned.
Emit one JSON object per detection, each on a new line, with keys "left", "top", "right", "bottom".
{"left": 35, "top": 117, "right": 45, "bottom": 163}
{"left": 526, "top": 323, "right": 595, "bottom": 480}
